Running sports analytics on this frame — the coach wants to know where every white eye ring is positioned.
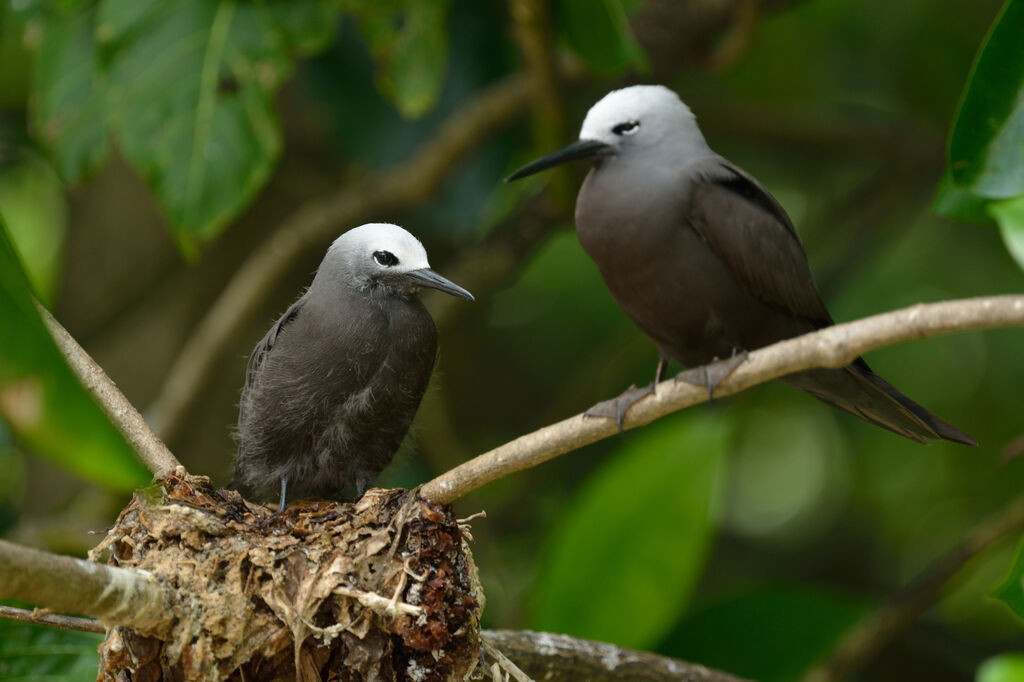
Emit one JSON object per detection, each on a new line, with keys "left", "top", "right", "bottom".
{"left": 612, "top": 120, "right": 640, "bottom": 135}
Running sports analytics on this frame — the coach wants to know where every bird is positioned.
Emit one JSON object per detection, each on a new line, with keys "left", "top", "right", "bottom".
{"left": 507, "top": 85, "right": 975, "bottom": 446}
{"left": 233, "top": 223, "right": 474, "bottom": 512}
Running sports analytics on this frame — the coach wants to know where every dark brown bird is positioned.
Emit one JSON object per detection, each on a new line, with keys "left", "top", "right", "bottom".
{"left": 233, "top": 223, "right": 474, "bottom": 512}
{"left": 508, "top": 85, "right": 974, "bottom": 445}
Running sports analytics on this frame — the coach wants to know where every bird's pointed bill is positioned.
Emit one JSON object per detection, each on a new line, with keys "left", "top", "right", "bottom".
{"left": 506, "top": 139, "right": 612, "bottom": 181}
{"left": 405, "top": 269, "right": 474, "bottom": 300}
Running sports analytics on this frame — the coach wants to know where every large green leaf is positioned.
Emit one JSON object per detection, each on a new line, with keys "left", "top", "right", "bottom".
{"left": 0, "top": 220, "right": 150, "bottom": 491}
{"left": 993, "top": 536, "right": 1024, "bottom": 620}
{"left": 948, "top": 0, "right": 1024, "bottom": 199}
{"left": 554, "top": 0, "right": 647, "bottom": 75}
{"left": 31, "top": 7, "right": 110, "bottom": 182}
{"left": 989, "top": 194, "right": 1024, "bottom": 272}
{"left": 657, "top": 585, "right": 869, "bottom": 682}
{"left": 978, "top": 654, "right": 1024, "bottom": 682}
{"left": 0, "top": 608, "right": 101, "bottom": 682}
{"left": 343, "top": 0, "right": 452, "bottom": 119}
{"left": 528, "top": 414, "right": 728, "bottom": 649}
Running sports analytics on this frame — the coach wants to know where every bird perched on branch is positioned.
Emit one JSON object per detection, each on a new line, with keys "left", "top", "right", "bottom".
{"left": 233, "top": 223, "right": 474, "bottom": 512}
{"left": 508, "top": 85, "right": 974, "bottom": 445}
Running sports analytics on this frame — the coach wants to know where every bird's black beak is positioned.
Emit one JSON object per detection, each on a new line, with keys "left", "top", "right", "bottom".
{"left": 505, "top": 139, "right": 612, "bottom": 181}
{"left": 405, "top": 268, "right": 475, "bottom": 301}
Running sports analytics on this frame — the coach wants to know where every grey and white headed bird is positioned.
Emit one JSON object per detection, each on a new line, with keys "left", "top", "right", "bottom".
{"left": 508, "top": 85, "right": 975, "bottom": 445}
{"left": 233, "top": 223, "right": 474, "bottom": 512}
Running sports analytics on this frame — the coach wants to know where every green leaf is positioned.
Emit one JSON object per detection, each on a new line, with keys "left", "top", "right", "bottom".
{"left": 92, "top": 0, "right": 338, "bottom": 256}
{"left": 344, "top": 0, "right": 452, "bottom": 119}
{"left": 0, "top": 610, "right": 101, "bottom": 681}
{"left": 0, "top": 219, "right": 150, "bottom": 491}
{"left": 656, "top": 585, "right": 870, "bottom": 682}
{"left": 933, "top": 169, "right": 994, "bottom": 224}
{"left": 528, "top": 414, "right": 728, "bottom": 649}
{"left": 978, "top": 654, "right": 1024, "bottom": 682}
{"left": 993, "top": 536, "right": 1024, "bottom": 620}
{"left": 0, "top": 153, "right": 67, "bottom": 305}
{"left": 555, "top": 0, "right": 647, "bottom": 75}
{"left": 988, "top": 194, "right": 1024, "bottom": 272}
{"left": 948, "top": 0, "right": 1024, "bottom": 199}
{"left": 31, "top": 7, "right": 110, "bottom": 182}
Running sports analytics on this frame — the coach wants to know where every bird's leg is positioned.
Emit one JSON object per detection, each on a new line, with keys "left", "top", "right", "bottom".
{"left": 275, "top": 475, "right": 289, "bottom": 515}
{"left": 355, "top": 476, "right": 368, "bottom": 500}
{"left": 676, "top": 348, "right": 748, "bottom": 399}
{"left": 584, "top": 356, "right": 668, "bottom": 431}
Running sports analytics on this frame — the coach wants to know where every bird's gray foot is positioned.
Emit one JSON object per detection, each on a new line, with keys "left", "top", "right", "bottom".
{"left": 585, "top": 383, "right": 656, "bottom": 431}
{"left": 676, "top": 351, "right": 748, "bottom": 399}
{"left": 274, "top": 475, "right": 289, "bottom": 516}
{"left": 355, "top": 476, "right": 369, "bottom": 500}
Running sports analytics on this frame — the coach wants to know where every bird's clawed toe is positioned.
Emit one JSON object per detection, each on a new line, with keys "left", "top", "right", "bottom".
{"left": 584, "top": 383, "right": 657, "bottom": 431}
{"left": 676, "top": 352, "right": 748, "bottom": 399}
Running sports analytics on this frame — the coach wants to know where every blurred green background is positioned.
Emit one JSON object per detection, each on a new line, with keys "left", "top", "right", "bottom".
{"left": 1, "top": 0, "right": 1023, "bottom": 680}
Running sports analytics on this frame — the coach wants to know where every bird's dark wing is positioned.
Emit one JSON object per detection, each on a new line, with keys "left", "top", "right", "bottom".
{"left": 686, "top": 157, "right": 833, "bottom": 326}
{"left": 244, "top": 297, "right": 307, "bottom": 391}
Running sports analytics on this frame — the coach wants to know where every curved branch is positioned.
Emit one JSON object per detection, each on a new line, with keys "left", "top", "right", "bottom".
{"left": 0, "top": 538, "right": 171, "bottom": 634}
{"left": 479, "top": 630, "right": 752, "bottom": 682}
{"left": 422, "top": 295, "right": 1024, "bottom": 503}
{"left": 36, "top": 302, "right": 182, "bottom": 478}
{"left": 801, "top": 493, "right": 1024, "bottom": 682}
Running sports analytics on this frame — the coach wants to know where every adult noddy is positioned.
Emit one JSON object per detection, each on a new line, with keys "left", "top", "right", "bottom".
{"left": 233, "top": 223, "right": 474, "bottom": 512}
{"left": 508, "top": 85, "right": 975, "bottom": 445}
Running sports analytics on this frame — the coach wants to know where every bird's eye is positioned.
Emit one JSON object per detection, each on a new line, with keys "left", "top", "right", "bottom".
{"left": 612, "top": 120, "right": 640, "bottom": 135}
{"left": 373, "top": 251, "right": 399, "bottom": 267}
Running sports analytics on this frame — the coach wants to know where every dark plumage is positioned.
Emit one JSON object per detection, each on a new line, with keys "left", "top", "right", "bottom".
{"left": 508, "top": 85, "right": 974, "bottom": 445}
{"left": 233, "top": 223, "right": 473, "bottom": 510}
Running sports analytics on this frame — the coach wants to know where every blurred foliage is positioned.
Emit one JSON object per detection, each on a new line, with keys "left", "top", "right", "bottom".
{"left": 935, "top": 0, "right": 1024, "bottom": 271}
{"left": 529, "top": 414, "right": 728, "bottom": 649}
{"left": 0, "top": 219, "right": 149, "bottom": 491}
{"left": 0, "top": 603, "right": 101, "bottom": 682}
{"left": 995, "top": 539, "right": 1024, "bottom": 620}
{"left": 978, "top": 654, "right": 1024, "bottom": 682}
{"left": 1, "top": 0, "right": 1023, "bottom": 680}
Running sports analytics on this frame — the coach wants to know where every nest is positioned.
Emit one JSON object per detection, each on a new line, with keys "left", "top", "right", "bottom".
{"left": 90, "top": 475, "right": 484, "bottom": 681}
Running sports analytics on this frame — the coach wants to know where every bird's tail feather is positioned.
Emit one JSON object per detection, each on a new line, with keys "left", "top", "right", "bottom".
{"left": 781, "top": 365, "right": 977, "bottom": 446}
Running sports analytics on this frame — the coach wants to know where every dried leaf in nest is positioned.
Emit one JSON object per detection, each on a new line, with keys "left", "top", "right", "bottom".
{"left": 91, "top": 474, "right": 484, "bottom": 681}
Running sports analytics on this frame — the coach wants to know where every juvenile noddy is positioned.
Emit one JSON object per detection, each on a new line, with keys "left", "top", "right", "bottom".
{"left": 233, "top": 223, "right": 474, "bottom": 511}
{"left": 508, "top": 85, "right": 975, "bottom": 445}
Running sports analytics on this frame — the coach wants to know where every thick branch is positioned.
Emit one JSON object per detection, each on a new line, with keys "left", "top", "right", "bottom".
{"left": 146, "top": 69, "right": 584, "bottom": 444}
{"left": 0, "top": 538, "right": 171, "bottom": 634}
{"left": 801, "top": 493, "right": 1024, "bottom": 682}
{"left": 36, "top": 302, "right": 181, "bottom": 478}
{"left": 480, "top": 630, "right": 752, "bottom": 682}
{"left": 0, "top": 605, "right": 105, "bottom": 634}
{"left": 422, "top": 295, "right": 1024, "bottom": 503}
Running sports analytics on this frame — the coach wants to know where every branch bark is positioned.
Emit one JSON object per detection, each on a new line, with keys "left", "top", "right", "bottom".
{"left": 422, "top": 295, "right": 1024, "bottom": 503}
{"left": 480, "top": 630, "right": 752, "bottom": 682}
{"left": 801, "top": 493, "right": 1024, "bottom": 682}
{"left": 36, "top": 302, "right": 182, "bottom": 478}
{"left": 0, "top": 538, "right": 170, "bottom": 634}
{"left": 0, "top": 604, "right": 105, "bottom": 634}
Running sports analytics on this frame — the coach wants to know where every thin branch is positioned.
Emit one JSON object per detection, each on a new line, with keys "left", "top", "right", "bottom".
{"left": 422, "top": 295, "right": 1024, "bottom": 503}
{"left": 35, "top": 301, "right": 182, "bottom": 478}
{"left": 146, "top": 67, "right": 583, "bottom": 444}
{"left": 479, "top": 630, "right": 752, "bottom": 682}
{"left": 0, "top": 538, "right": 171, "bottom": 634}
{"left": 0, "top": 604, "right": 105, "bottom": 634}
{"left": 801, "top": 493, "right": 1024, "bottom": 682}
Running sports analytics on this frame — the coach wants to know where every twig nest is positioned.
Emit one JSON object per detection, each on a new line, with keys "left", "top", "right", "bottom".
{"left": 91, "top": 475, "right": 483, "bottom": 681}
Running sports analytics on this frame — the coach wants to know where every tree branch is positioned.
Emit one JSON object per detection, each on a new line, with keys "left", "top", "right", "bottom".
{"left": 422, "top": 295, "right": 1024, "bottom": 503}
{"left": 0, "top": 538, "right": 171, "bottom": 634}
{"left": 479, "top": 630, "right": 752, "bottom": 682}
{"left": 145, "top": 68, "right": 584, "bottom": 445}
{"left": 801, "top": 493, "right": 1024, "bottom": 682}
{"left": 0, "top": 604, "right": 105, "bottom": 634}
{"left": 35, "top": 302, "right": 182, "bottom": 478}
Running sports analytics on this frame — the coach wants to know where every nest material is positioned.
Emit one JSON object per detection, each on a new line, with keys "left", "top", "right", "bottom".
{"left": 91, "top": 475, "right": 484, "bottom": 681}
